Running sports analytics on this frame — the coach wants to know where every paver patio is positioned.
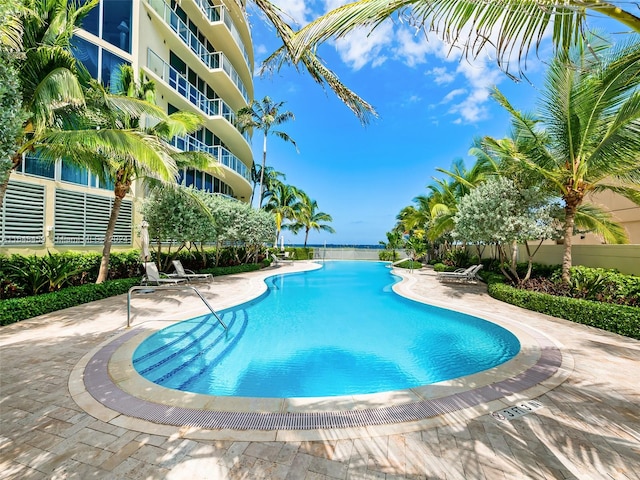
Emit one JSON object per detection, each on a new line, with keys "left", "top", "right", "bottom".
{"left": 1, "top": 262, "right": 639, "bottom": 479}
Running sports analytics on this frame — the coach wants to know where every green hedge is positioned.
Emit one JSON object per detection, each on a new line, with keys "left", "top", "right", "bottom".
{"left": 395, "top": 260, "right": 422, "bottom": 269}
{"left": 0, "top": 278, "right": 140, "bottom": 326}
{"left": 200, "top": 262, "right": 266, "bottom": 276}
{"left": 487, "top": 282, "right": 640, "bottom": 339}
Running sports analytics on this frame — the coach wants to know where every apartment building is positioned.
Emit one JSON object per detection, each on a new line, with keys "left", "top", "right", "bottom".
{"left": 0, "top": 0, "right": 254, "bottom": 254}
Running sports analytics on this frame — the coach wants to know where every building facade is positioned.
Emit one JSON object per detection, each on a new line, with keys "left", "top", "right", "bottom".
{"left": 0, "top": 0, "right": 254, "bottom": 254}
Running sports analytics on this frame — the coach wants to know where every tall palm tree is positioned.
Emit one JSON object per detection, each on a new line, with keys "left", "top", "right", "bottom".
{"left": 285, "top": 0, "right": 640, "bottom": 76}
{"left": 254, "top": 165, "right": 286, "bottom": 207}
{"left": 81, "top": 65, "right": 206, "bottom": 283}
{"left": 264, "top": 182, "right": 302, "bottom": 244}
{"left": 288, "top": 191, "right": 335, "bottom": 247}
{"left": 487, "top": 38, "right": 640, "bottom": 282}
{"left": 237, "top": 96, "right": 296, "bottom": 209}
{"left": 0, "top": 0, "right": 98, "bottom": 209}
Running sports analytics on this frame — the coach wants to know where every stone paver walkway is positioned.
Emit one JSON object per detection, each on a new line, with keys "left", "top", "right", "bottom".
{"left": 1, "top": 262, "right": 639, "bottom": 479}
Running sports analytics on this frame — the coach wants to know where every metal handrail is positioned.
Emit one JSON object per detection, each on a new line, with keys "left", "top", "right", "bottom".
{"left": 127, "top": 285, "right": 227, "bottom": 330}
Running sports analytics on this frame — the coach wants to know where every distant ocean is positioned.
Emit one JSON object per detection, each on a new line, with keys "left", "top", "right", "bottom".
{"left": 291, "top": 244, "right": 384, "bottom": 249}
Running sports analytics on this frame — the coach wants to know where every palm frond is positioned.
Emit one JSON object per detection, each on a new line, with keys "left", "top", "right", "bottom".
{"left": 574, "top": 203, "right": 629, "bottom": 244}
{"left": 254, "top": 0, "right": 377, "bottom": 124}
{"left": 30, "top": 66, "right": 85, "bottom": 132}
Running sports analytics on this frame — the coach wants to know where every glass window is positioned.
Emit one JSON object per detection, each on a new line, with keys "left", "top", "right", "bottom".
{"left": 214, "top": 177, "right": 220, "bottom": 193}
{"left": 194, "top": 171, "right": 203, "bottom": 190}
{"left": 102, "top": 0, "right": 132, "bottom": 53}
{"left": 61, "top": 160, "right": 89, "bottom": 185}
{"left": 204, "top": 174, "right": 213, "bottom": 193}
{"left": 170, "top": 52, "right": 187, "bottom": 75}
{"left": 176, "top": 169, "right": 184, "bottom": 185}
{"left": 101, "top": 176, "right": 115, "bottom": 191}
{"left": 23, "top": 155, "right": 55, "bottom": 179}
{"left": 101, "top": 49, "right": 129, "bottom": 87}
{"left": 185, "top": 169, "right": 195, "bottom": 187}
{"left": 80, "top": 1, "right": 100, "bottom": 36}
{"left": 71, "top": 36, "right": 99, "bottom": 79}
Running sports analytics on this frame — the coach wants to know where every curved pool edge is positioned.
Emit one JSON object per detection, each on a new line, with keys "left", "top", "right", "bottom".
{"left": 69, "top": 263, "right": 574, "bottom": 441}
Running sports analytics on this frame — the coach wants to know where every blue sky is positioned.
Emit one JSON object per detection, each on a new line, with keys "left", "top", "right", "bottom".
{"left": 242, "top": 1, "right": 580, "bottom": 245}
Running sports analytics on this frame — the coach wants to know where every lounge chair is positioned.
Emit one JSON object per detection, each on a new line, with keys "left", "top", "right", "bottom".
{"left": 168, "top": 260, "right": 213, "bottom": 281}
{"left": 436, "top": 264, "right": 483, "bottom": 283}
{"left": 141, "top": 262, "right": 187, "bottom": 285}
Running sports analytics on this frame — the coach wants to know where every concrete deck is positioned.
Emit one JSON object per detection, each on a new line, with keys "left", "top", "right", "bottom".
{"left": 1, "top": 262, "right": 639, "bottom": 479}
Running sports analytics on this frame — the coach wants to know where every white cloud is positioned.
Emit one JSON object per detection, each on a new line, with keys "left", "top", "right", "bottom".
{"left": 272, "top": 0, "right": 313, "bottom": 25}
{"left": 393, "top": 28, "right": 442, "bottom": 67}
{"left": 428, "top": 66, "right": 456, "bottom": 85}
{"left": 333, "top": 23, "right": 393, "bottom": 71}
{"left": 441, "top": 88, "right": 466, "bottom": 104}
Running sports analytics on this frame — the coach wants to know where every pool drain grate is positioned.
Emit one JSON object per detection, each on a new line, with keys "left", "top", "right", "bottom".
{"left": 491, "top": 400, "right": 544, "bottom": 422}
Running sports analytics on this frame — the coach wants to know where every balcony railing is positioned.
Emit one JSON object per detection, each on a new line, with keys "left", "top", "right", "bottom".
{"left": 147, "top": 49, "right": 250, "bottom": 143}
{"left": 171, "top": 134, "right": 252, "bottom": 182}
{"left": 193, "top": 0, "right": 252, "bottom": 71}
{"left": 147, "top": 0, "right": 249, "bottom": 103}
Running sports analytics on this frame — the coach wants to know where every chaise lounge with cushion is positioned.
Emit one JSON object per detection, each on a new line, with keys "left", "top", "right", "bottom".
{"left": 436, "top": 264, "right": 483, "bottom": 283}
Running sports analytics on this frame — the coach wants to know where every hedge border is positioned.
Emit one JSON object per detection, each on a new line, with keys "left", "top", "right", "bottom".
{"left": 0, "top": 278, "right": 140, "bottom": 326}
{"left": 487, "top": 281, "right": 640, "bottom": 340}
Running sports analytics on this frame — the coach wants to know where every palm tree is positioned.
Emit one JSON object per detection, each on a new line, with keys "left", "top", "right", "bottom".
{"left": 379, "top": 229, "right": 404, "bottom": 260}
{"left": 79, "top": 65, "right": 206, "bottom": 283}
{"left": 288, "top": 191, "right": 335, "bottom": 247}
{"left": 486, "top": 38, "right": 640, "bottom": 282}
{"left": 264, "top": 182, "right": 302, "bottom": 244}
{"left": 285, "top": 0, "right": 640, "bottom": 76}
{"left": 237, "top": 96, "right": 297, "bottom": 209}
{"left": 255, "top": 165, "right": 286, "bottom": 207}
{"left": 0, "top": 0, "right": 98, "bottom": 209}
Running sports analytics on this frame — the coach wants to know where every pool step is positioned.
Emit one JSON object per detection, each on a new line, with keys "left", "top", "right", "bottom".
{"left": 133, "top": 310, "right": 247, "bottom": 390}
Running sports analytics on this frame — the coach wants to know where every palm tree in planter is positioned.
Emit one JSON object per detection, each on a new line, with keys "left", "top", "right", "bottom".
{"left": 288, "top": 191, "right": 335, "bottom": 247}
{"left": 237, "top": 96, "right": 297, "bottom": 208}
{"left": 487, "top": 38, "right": 640, "bottom": 282}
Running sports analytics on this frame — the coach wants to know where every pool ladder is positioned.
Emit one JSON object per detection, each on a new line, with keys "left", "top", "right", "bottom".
{"left": 126, "top": 285, "right": 227, "bottom": 330}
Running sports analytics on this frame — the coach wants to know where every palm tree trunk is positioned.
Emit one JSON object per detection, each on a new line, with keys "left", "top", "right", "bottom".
{"left": 96, "top": 195, "right": 123, "bottom": 283}
{"left": 97, "top": 175, "right": 130, "bottom": 284}
{"left": 258, "top": 134, "right": 267, "bottom": 208}
{"left": 561, "top": 204, "right": 577, "bottom": 284}
{"left": 304, "top": 227, "right": 310, "bottom": 248}
{"left": 0, "top": 153, "right": 23, "bottom": 211}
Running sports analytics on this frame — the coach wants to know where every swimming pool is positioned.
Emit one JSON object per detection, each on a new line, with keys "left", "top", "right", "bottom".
{"left": 133, "top": 261, "right": 520, "bottom": 398}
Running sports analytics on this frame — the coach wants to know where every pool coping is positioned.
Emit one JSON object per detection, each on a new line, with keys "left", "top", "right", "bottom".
{"left": 69, "top": 263, "right": 574, "bottom": 441}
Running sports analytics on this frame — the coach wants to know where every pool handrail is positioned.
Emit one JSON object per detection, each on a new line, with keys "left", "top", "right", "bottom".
{"left": 127, "top": 285, "right": 227, "bottom": 330}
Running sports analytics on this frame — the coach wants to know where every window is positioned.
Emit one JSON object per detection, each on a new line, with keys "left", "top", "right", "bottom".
{"left": 185, "top": 169, "right": 195, "bottom": 187}
{"left": 71, "top": 36, "right": 99, "bottom": 79}
{"left": 23, "top": 155, "right": 55, "bottom": 179}
{"left": 102, "top": 0, "right": 132, "bottom": 53}
{"left": 61, "top": 160, "right": 89, "bottom": 186}
{"left": 101, "top": 49, "right": 129, "bottom": 87}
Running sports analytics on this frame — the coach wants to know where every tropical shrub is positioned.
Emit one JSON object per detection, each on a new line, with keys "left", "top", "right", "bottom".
{"left": 0, "top": 278, "right": 140, "bottom": 326}
{"left": 379, "top": 250, "right": 400, "bottom": 261}
{"left": 395, "top": 260, "right": 422, "bottom": 269}
{"left": 487, "top": 281, "right": 640, "bottom": 339}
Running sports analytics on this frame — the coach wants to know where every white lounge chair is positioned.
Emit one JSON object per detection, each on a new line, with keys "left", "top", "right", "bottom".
{"left": 436, "top": 264, "right": 483, "bottom": 283}
{"left": 168, "top": 260, "right": 213, "bottom": 281}
{"left": 141, "top": 262, "right": 187, "bottom": 285}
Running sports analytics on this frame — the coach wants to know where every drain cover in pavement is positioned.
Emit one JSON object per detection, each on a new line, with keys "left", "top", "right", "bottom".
{"left": 491, "top": 400, "right": 544, "bottom": 422}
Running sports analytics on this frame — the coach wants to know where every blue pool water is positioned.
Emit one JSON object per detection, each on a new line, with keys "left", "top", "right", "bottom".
{"left": 133, "top": 261, "right": 520, "bottom": 398}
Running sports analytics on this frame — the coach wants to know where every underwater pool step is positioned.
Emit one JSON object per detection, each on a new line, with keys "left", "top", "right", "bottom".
{"left": 133, "top": 311, "right": 247, "bottom": 388}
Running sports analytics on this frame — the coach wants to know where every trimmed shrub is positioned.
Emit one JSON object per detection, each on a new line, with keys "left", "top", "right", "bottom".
{"left": 396, "top": 260, "right": 422, "bottom": 269}
{"left": 0, "top": 278, "right": 140, "bottom": 326}
{"left": 487, "top": 281, "right": 640, "bottom": 339}
{"left": 199, "top": 263, "right": 264, "bottom": 276}
{"left": 433, "top": 263, "right": 457, "bottom": 272}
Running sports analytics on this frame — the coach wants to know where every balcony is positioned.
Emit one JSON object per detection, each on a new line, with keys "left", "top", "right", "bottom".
{"left": 171, "top": 134, "right": 252, "bottom": 184}
{"left": 192, "top": 0, "right": 252, "bottom": 73}
{"left": 146, "top": 0, "right": 249, "bottom": 104}
{"left": 146, "top": 49, "right": 250, "bottom": 147}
